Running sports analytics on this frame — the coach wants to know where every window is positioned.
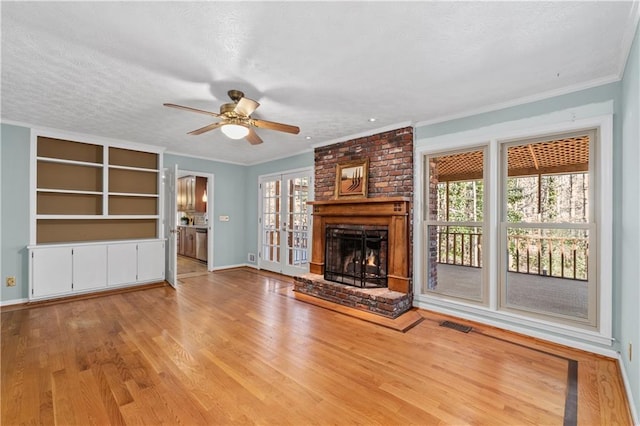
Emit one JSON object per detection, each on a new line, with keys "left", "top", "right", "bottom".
{"left": 424, "top": 148, "right": 486, "bottom": 303}
{"left": 417, "top": 115, "right": 611, "bottom": 343}
{"left": 501, "top": 131, "right": 596, "bottom": 326}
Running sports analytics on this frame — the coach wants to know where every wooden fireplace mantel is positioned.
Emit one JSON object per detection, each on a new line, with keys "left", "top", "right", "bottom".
{"left": 308, "top": 197, "right": 411, "bottom": 293}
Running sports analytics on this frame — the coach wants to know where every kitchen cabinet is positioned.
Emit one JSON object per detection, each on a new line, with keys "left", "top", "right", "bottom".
{"left": 183, "top": 227, "right": 196, "bottom": 258}
{"left": 177, "top": 178, "right": 186, "bottom": 211}
{"left": 177, "top": 226, "right": 190, "bottom": 256}
{"left": 194, "top": 177, "right": 207, "bottom": 212}
{"left": 177, "top": 226, "right": 205, "bottom": 261}
{"left": 177, "top": 176, "right": 207, "bottom": 212}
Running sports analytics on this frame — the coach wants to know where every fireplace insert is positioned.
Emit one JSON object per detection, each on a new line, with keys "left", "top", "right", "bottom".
{"left": 324, "top": 225, "right": 388, "bottom": 288}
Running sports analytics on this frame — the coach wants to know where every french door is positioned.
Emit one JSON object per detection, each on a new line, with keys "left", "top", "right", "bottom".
{"left": 163, "top": 164, "right": 178, "bottom": 287}
{"left": 259, "top": 169, "right": 313, "bottom": 276}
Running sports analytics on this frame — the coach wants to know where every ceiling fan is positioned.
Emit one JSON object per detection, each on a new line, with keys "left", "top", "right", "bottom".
{"left": 164, "top": 90, "right": 300, "bottom": 145}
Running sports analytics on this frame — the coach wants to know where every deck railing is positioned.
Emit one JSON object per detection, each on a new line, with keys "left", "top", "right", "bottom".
{"left": 507, "top": 234, "right": 588, "bottom": 281}
{"left": 437, "top": 230, "right": 483, "bottom": 268}
{"left": 436, "top": 230, "right": 588, "bottom": 281}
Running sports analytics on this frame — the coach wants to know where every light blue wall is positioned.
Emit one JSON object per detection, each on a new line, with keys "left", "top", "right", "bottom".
{"left": 163, "top": 154, "right": 248, "bottom": 268}
{"left": 1, "top": 124, "right": 32, "bottom": 301}
{"left": 243, "top": 152, "right": 314, "bottom": 265}
{"left": 415, "top": 82, "right": 620, "bottom": 140}
{"left": 620, "top": 23, "right": 640, "bottom": 417}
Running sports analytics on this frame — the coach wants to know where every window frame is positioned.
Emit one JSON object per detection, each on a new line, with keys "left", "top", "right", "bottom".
{"left": 423, "top": 145, "right": 490, "bottom": 305}
{"left": 498, "top": 129, "right": 598, "bottom": 327}
{"left": 413, "top": 109, "right": 613, "bottom": 348}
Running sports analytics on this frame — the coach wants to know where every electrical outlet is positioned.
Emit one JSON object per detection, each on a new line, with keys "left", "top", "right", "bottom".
{"left": 248, "top": 253, "right": 256, "bottom": 263}
{"left": 629, "top": 342, "right": 633, "bottom": 362}
{"left": 6, "top": 276, "right": 16, "bottom": 287}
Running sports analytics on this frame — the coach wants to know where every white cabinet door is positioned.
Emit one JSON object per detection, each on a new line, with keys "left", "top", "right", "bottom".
{"left": 107, "top": 243, "right": 137, "bottom": 286}
{"left": 73, "top": 245, "right": 107, "bottom": 291}
{"left": 138, "top": 241, "right": 165, "bottom": 282}
{"left": 31, "top": 247, "right": 72, "bottom": 298}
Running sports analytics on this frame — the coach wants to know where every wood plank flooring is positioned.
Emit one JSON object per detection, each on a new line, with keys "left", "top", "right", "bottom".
{"left": 177, "top": 255, "right": 208, "bottom": 276}
{"left": 1, "top": 268, "right": 632, "bottom": 425}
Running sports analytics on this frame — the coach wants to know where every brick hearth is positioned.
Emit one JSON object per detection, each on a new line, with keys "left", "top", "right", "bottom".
{"left": 294, "top": 273, "right": 412, "bottom": 318}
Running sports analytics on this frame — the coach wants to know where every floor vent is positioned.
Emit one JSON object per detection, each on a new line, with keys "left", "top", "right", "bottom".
{"left": 439, "top": 320, "right": 472, "bottom": 333}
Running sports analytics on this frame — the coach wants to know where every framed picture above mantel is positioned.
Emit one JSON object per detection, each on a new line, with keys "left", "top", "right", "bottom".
{"left": 335, "top": 159, "right": 368, "bottom": 199}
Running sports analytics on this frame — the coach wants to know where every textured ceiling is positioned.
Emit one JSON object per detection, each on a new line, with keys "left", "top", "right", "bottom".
{"left": 1, "top": 2, "right": 638, "bottom": 165}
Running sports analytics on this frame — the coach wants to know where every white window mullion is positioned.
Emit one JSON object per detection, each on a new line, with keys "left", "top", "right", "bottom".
{"left": 488, "top": 139, "right": 500, "bottom": 310}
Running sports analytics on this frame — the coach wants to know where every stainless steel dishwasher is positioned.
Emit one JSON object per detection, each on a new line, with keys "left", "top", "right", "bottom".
{"left": 195, "top": 228, "right": 208, "bottom": 261}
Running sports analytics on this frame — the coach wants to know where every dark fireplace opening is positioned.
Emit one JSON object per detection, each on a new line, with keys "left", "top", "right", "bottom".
{"left": 324, "top": 225, "right": 388, "bottom": 288}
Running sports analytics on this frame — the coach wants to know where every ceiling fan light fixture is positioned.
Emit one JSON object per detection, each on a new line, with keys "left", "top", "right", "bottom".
{"left": 221, "top": 123, "right": 249, "bottom": 139}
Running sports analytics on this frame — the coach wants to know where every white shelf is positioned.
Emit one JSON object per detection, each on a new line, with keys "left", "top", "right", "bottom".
{"left": 37, "top": 188, "right": 103, "bottom": 195}
{"left": 37, "top": 214, "right": 160, "bottom": 220}
{"left": 37, "top": 156, "right": 102, "bottom": 168}
{"left": 103, "top": 215, "right": 160, "bottom": 219}
{"left": 108, "top": 192, "right": 159, "bottom": 198}
{"left": 108, "top": 164, "right": 159, "bottom": 173}
{"left": 33, "top": 133, "right": 163, "bottom": 245}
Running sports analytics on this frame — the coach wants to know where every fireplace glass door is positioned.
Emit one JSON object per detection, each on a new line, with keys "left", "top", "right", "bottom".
{"left": 324, "top": 226, "right": 388, "bottom": 288}
{"left": 259, "top": 170, "right": 313, "bottom": 276}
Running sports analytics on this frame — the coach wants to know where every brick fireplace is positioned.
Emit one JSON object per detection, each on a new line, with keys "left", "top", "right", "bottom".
{"left": 293, "top": 127, "right": 414, "bottom": 318}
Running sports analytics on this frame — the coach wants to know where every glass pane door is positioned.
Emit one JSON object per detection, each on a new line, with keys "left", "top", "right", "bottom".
{"left": 284, "top": 175, "right": 310, "bottom": 274}
{"left": 261, "top": 179, "right": 281, "bottom": 271}
{"left": 259, "top": 170, "right": 313, "bottom": 276}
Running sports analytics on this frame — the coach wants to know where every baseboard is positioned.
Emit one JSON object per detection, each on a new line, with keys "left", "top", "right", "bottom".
{"left": 0, "top": 297, "right": 28, "bottom": 307}
{"left": 617, "top": 353, "right": 639, "bottom": 425}
{"left": 211, "top": 263, "right": 255, "bottom": 271}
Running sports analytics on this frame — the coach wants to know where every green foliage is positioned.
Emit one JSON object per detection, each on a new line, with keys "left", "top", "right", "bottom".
{"left": 437, "top": 180, "right": 483, "bottom": 223}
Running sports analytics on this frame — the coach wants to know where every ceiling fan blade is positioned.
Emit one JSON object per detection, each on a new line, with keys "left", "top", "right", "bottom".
{"left": 252, "top": 118, "right": 300, "bottom": 135}
{"left": 234, "top": 97, "right": 260, "bottom": 117}
{"left": 164, "top": 103, "right": 220, "bottom": 117}
{"left": 188, "top": 121, "right": 224, "bottom": 135}
{"left": 245, "top": 128, "right": 263, "bottom": 145}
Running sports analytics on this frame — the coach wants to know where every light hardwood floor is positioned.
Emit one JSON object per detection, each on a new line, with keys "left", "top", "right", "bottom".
{"left": 177, "top": 255, "right": 208, "bottom": 276}
{"left": 1, "top": 268, "right": 632, "bottom": 425}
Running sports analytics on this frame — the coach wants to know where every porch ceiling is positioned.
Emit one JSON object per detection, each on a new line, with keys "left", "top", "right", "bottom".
{"left": 432, "top": 135, "right": 590, "bottom": 182}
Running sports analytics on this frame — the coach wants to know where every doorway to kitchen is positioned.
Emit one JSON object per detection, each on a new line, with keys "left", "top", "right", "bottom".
{"left": 176, "top": 170, "right": 214, "bottom": 277}
{"left": 258, "top": 168, "right": 313, "bottom": 276}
